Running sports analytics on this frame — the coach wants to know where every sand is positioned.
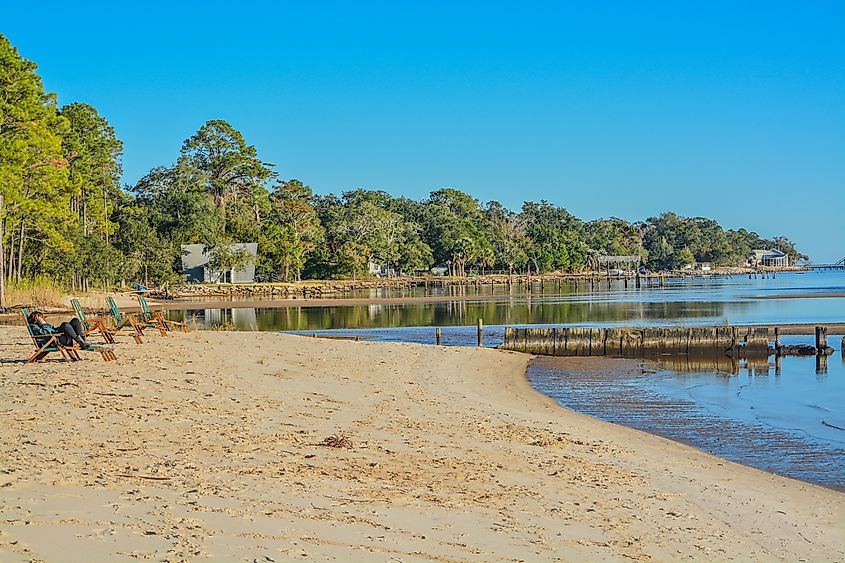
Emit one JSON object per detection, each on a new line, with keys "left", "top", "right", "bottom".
{"left": 0, "top": 328, "right": 843, "bottom": 562}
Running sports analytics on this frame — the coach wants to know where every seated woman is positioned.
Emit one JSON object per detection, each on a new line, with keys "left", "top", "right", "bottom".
{"left": 27, "top": 311, "right": 91, "bottom": 350}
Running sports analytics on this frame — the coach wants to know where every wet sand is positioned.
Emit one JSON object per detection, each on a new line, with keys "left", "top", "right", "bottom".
{"left": 0, "top": 328, "right": 843, "bottom": 561}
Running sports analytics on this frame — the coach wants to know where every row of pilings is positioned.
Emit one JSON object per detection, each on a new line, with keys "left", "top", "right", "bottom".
{"left": 500, "top": 326, "right": 834, "bottom": 357}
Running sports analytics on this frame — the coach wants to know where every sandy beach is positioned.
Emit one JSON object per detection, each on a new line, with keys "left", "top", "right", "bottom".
{"left": 0, "top": 327, "right": 843, "bottom": 562}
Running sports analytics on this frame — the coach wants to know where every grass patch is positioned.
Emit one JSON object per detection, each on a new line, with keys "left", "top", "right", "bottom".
{"left": 5, "top": 277, "right": 67, "bottom": 309}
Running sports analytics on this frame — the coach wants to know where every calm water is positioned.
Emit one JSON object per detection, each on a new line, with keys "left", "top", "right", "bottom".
{"left": 164, "top": 270, "right": 845, "bottom": 489}
{"left": 529, "top": 339, "right": 845, "bottom": 491}
{"left": 167, "top": 270, "right": 845, "bottom": 331}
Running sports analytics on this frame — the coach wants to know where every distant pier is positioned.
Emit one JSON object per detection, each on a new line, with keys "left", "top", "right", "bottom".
{"left": 806, "top": 257, "right": 845, "bottom": 270}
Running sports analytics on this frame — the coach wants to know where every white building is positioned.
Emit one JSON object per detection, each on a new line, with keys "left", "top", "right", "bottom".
{"left": 750, "top": 249, "right": 789, "bottom": 268}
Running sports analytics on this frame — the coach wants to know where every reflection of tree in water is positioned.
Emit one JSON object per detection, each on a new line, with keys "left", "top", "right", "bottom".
{"left": 167, "top": 296, "right": 740, "bottom": 331}
{"left": 250, "top": 299, "right": 734, "bottom": 331}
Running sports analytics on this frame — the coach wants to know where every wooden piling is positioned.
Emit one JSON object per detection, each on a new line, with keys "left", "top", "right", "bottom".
{"left": 436, "top": 327, "right": 442, "bottom": 346}
{"left": 500, "top": 324, "right": 831, "bottom": 359}
{"left": 477, "top": 319, "right": 483, "bottom": 347}
{"left": 816, "top": 326, "right": 828, "bottom": 349}
{"left": 605, "top": 328, "right": 622, "bottom": 356}
{"left": 746, "top": 327, "right": 769, "bottom": 355}
{"left": 816, "top": 353, "right": 829, "bottom": 375}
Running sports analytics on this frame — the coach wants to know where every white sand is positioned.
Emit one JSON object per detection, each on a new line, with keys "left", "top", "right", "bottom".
{"left": 0, "top": 328, "right": 842, "bottom": 561}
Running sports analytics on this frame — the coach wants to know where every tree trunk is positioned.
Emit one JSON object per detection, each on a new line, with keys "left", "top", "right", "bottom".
{"left": 82, "top": 185, "right": 88, "bottom": 236}
{"left": 6, "top": 222, "right": 14, "bottom": 284}
{"left": 16, "top": 218, "right": 25, "bottom": 282}
{"left": 103, "top": 187, "right": 109, "bottom": 245}
{"left": 0, "top": 194, "right": 5, "bottom": 311}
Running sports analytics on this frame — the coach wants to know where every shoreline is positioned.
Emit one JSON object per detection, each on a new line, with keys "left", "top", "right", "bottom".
{"left": 752, "top": 292, "right": 845, "bottom": 299}
{"left": 528, "top": 355, "right": 845, "bottom": 493}
{"left": 0, "top": 328, "right": 842, "bottom": 560}
{"left": 172, "top": 267, "right": 805, "bottom": 298}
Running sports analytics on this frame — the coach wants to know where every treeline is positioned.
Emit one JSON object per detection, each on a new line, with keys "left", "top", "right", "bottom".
{"left": 0, "top": 35, "right": 804, "bottom": 304}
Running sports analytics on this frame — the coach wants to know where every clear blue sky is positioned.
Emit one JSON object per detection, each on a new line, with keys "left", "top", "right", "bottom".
{"left": 5, "top": 1, "right": 844, "bottom": 260}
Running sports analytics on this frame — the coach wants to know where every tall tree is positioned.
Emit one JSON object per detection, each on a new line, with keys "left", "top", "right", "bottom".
{"left": 178, "top": 119, "right": 275, "bottom": 231}
{"left": 259, "top": 179, "right": 324, "bottom": 281}
{"left": 0, "top": 34, "right": 70, "bottom": 304}
{"left": 520, "top": 201, "right": 586, "bottom": 273}
{"left": 422, "top": 188, "right": 489, "bottom": 276}
{"left": 61, "top": 102, "right": 123, "bottom": 240}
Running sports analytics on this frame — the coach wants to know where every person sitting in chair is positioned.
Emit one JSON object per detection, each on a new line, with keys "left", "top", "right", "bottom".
{"left": 27, "top": 311, "right": 91, "bottom": 350}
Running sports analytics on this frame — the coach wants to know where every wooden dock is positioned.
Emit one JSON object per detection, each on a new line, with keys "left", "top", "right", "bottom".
{"left": 500, "top": 326, "right": 833, "bottom": 358}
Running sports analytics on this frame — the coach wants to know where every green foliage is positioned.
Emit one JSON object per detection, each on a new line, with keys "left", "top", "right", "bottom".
{"left": 521, "top": 201, "right": 586, "bottom": 273}
{"left": 206, "top": 245, "right": 254, "bottom": 274}
{"left": 676, "top": 246, "right": 695, "bottom": 267}
{"left": 642, "top": 213, "right": 806, "bottom": 270}
{"left": 178, "top": 120, "right": 275, "bottom": 222}
{"left": 61, "top": 102, "right": 123, "bottom": 238}
{"left": 0, "top": 33, "right": 809, "bottom": 301}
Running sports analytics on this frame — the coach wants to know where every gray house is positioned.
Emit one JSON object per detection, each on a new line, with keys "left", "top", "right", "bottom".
{"left": 181, "top": 243, "right": 258, "bottom": 283}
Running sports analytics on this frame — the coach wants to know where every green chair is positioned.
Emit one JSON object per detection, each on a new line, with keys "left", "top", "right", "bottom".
{"left": 21, "top": 308, "right": 116, "bottom": 362}
{"left": 106, "top": 297, "right": 150, "bottom": 341}
{"left": 70, "top": 298, "right": 117, "bottom": 344}
{"left": 21, "top": 308, "right": 81, "bottom": 363}
{"left": 137, "top": 295, "right": 190, "bottom": 333}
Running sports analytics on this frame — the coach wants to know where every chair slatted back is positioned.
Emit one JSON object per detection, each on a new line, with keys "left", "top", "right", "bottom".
{"left": 138, "top": 296, "right": 153, "bottom": 321}
{"left": 107, "top": 297, "right": 123, "bottom": 323}
{"left": 71, "top": 299, "right": 87, "bottom": 322}
{"left": 21, "top": 308, "right": 34, "bottom": 336}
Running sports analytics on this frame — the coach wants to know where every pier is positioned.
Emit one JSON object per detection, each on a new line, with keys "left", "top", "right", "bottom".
{"left": 807, "top": 257, "right": 845, "bottom": 270}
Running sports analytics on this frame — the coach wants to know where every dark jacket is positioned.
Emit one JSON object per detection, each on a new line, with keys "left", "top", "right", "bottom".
{"left": 30, "top": 323, "right": 57, "bottom": 336}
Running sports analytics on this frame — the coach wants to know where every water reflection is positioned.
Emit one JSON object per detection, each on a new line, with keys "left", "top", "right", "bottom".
{"left": 170, "top": 299, "right": 749, "bottom": 331}
{"left": 166, "top": 271, "right": 845, "bottom": 331}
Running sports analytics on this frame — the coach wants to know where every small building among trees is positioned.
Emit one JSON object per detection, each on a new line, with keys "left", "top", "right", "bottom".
{"left": 181, "top": 243, "right": 258, "bottom": 283}
{"left": 750, "top": 249, "right": 789, "bottom": 268}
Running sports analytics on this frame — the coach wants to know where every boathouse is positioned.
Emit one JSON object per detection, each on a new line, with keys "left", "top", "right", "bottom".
{"left": 750, "top": 249, "right": 789, "bottom": 268}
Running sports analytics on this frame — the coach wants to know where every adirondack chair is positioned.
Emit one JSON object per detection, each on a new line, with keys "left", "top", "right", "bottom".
{"left": 21, "top": 308, "right": 81, "bottom": 363}
{"left": 107, "top": 296, "right": 164, "bottom": 337}
{"left": 70, "top": 298, "right": 116, "bottom": 344}
{"left": 21, "top": 308, "right": 116, "bottom": 362}
{"left": 137, "top": 296, "right": 190, "bottom": 333}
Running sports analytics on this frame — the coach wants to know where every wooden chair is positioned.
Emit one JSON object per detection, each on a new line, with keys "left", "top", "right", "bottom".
{"left": 21, "top": 308, "right": 80, "bottom": 363}
{"left": 137, "top": 296, "right": 190, "bottom": 333}
{"left": 21, "top": 308, "right": 116, "bottom": 362}
{"left": 107, "top": 296, "right": 164, "bottom": 337}
{"left": 70, "top": 298, "right": 117, "bottom": 344}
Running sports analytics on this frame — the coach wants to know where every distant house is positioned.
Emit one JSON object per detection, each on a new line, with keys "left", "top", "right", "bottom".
{"left": 750, "top": 249, "right": 789, "bottom": 268}
{"left": 368, "top": 261, "right": 397, "bottom": 277}
{"left": 430, "top": 266, "right": 449, "bottom": 276}
{"left": 181, "top": 243, "right": 258, "bottom": 283}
